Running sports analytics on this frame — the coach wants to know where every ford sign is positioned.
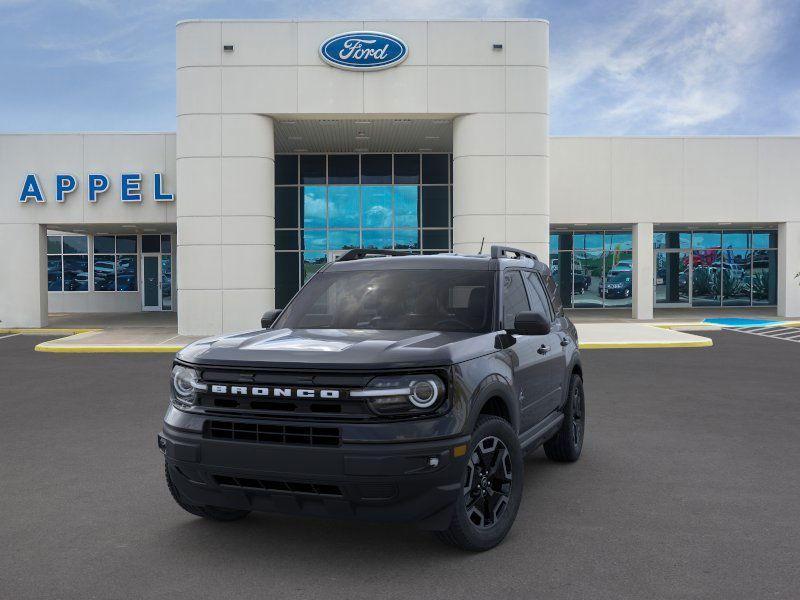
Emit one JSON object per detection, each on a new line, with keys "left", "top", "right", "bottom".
{"left": 319, "top": 31, "right": 408, "bottom": 71}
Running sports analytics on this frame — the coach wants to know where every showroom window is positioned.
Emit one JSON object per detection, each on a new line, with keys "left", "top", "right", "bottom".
{"left": 93, "top": 235, "right": 138, "bottom": 292}
{"left": 274, "top": 153, "right": 454, "bottom": 307}
{"left": 549, "top": 231, "right": 633, "bottom": 309}
{"left": 47, "top": 235, "right": 89, "bottom": 292}
{"left": 654, "top": 229, "right": 777, "bottom": 307}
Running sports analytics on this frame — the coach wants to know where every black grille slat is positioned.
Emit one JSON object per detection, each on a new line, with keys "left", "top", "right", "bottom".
{"left": 213, "top": 475, "right": 343, "bottom": 497}
{"left": 206, "top": 420, "right": 341, "bottom": 447}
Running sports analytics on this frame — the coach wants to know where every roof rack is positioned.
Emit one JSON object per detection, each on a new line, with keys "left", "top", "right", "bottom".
{"left": 490, "top": 245, "right": 539, "bottom": 262}
{"left": 335, "top": 248, "right": 409, "bottom": 262}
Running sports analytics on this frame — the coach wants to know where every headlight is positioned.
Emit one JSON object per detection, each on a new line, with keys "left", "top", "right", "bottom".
{"left": 351, "top": 374, "right": 446, "bottom": 416}
{"left": 170, "top": 365, "right": 206, "bottom": 409}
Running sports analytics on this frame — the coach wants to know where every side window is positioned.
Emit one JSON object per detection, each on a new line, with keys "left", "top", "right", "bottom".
{"left": 523, "top": 271, "right": 554, "bottom": 321}
{"left": 502, "top": 271, "right": 531, "bottom": 329}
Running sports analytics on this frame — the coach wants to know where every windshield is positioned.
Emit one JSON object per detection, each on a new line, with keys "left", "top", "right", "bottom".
{"left": 275, "top": 269, "right": 495, "bottom": 333}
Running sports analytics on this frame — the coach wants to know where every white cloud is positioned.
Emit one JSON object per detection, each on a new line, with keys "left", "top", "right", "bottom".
{"left": 551, "top": 0, "right": 792, "bottom": 133}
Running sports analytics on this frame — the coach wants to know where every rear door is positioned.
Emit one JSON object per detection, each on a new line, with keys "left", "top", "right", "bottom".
{"left": 523, "top": 270, "right": 566, "bottom": 414}
{"left": 501, "top": 270, "right": 552, "bottom": 431}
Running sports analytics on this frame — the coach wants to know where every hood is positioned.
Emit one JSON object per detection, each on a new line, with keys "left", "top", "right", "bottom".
{"left": 177, "top": 328, "right": 497, "bottom": 370}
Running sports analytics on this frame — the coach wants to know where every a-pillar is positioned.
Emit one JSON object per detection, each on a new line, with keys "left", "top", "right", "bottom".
{"left": 632, "top": 222, "right": 654, "bottom": 320}
{"left": 452, "top": 113, "right": 549, "bottom": 260}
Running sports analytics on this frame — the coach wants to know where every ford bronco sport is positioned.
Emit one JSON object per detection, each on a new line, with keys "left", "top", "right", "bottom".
{"left": 159, "top": 246, "right": 584, "bottom": 551}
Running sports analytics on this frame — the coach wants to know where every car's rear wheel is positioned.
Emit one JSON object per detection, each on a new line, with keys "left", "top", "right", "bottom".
{"left": 164, "top": 464, "right": 250, "bottom": 521}
{"left": 436, "top": 415, "right": 523, "bottom": 551}
{"left": 543, "top": 373, "right": 585, "bottom": 462}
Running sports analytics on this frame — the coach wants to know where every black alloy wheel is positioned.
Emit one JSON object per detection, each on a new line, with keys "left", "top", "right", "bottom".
{"left": 464, "top": 436, "right": 513, "bottom": 529}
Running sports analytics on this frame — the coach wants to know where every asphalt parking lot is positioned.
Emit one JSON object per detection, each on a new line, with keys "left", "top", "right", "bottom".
{"left": 2, "top": 331, "right": 799, "bottom": 600}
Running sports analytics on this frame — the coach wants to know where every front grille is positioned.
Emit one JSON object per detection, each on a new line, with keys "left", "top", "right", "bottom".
{"left": 213, "top": 475, "right": 343, "bottom": 497}
{"left": 206, "top": 420, "right": 341, "bottom": 446}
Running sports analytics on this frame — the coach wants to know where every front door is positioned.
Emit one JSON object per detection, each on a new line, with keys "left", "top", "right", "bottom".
{"left": 142, "top": 255, "right": 161, "bottom": 311}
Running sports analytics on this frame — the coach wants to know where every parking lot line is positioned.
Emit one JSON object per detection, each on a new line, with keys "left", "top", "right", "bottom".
{"left": 0, "top": 333, "right": 20, "bottom": 341}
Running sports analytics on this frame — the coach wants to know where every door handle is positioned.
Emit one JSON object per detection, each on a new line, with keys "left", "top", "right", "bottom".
{"left": 537, "top": 344, "right": 550, "bottom": 355}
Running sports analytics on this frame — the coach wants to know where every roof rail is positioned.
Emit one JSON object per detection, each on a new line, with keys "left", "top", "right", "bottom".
{"left": 490, "top": 245, "right": 539, "bottom": 262}
{"left": 335, "top": 248, "right": 409, "bottom": 262}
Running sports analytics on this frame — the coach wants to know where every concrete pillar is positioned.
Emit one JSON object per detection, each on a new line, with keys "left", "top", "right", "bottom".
{"left": 0, "top": 224, "right": 47, "bottom": 327}
{"left": 778, "top": 221, "right": 800, "bottom": 318}
{"left": 177, "top": 114, "right": 275, "bottom": 335}
{"left": 452, "top": 113, "right": 549, "bottom": 260}
{"left": 632, "top": 222, "right": 654, "bottom": 320}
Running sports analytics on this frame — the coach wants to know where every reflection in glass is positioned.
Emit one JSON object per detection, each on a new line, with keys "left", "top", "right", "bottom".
{"left": 47, "top": 235, "right": 61, "bottom": 254}
{"left": 655, "top": 251, "right": 690, "bottom": 305}
{"left": 63, "top": 255, "right": 89, "bottom": 291}
{"left": 63, "top": 235, "right": 88, "bottom": 254}
{"left": 394, "top": 186, "right": 419, "bottom": 227}
{"left": 574, "top": 233, "right": 603, "bottom": 250}
{"left": 692, "top": 231, "right": 721, "bottom": 249}
{"left": 395, "top": 229, "right": 420, "bottom": 250}
{"left": 573, "top": 250, "right": 603, "bottom": 308}
{"left": 603, "top": 250, "right": 633, "bottom": 307}
{"left": 47, "top": 256, "right": 62, "bottom": 291}
{"left": 327, "top": 186, "right": 359, "bottom": 228}
{"left": 302, "top": 252, "right": 327, "bottom": 283}
{"left": 556, "top": 249, "right": 573, "bottom": 308}
{"left": 654, "top": 231, "right": 690, "bottom": 249}
{"left": 722, "top": 231, "right": 750, "bottom": 249}
{"left": 328, "top": 230, "right": 359, "bottom": 250}
{"left": 604, "top": 232, "right": 632, "bottom": 251}
{"left": 161, "top": 235, "right": 172, "bottom": 254}
{"left": 362, "top": 186, "right": 392, "bottom": 228}
{"left": 722, "top": 249, "right": 751, "bottom": 306}
{"left": 162, "top": 255, "right": 172, "bottom": 310}
{"left": 301, "top": 230, "right": 326, "bottom": 251}
{"left": 116, "top": 255, "right": 137, "bottom": 291}
{"left": 94, "top": 255, "right": 116, "bottom": 291}
{"left": 116, "top": 235, "right": 137, "bottom": 254}
{"left": 752, "top": 249, "right": 777, "bottom": 305}
{"left": 302, "top": 186, "right": 326, "bottom": 228}
{"left": 363, "top": 229, "right": 393, "bottom": 249}
{"left": 752, "top": 231, "right": 778, "bottom": 249}
{"left": 691, "top": 250, "right": 721, "bottom": 306}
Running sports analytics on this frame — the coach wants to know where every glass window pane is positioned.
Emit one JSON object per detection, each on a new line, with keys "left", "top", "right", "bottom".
{"left": 752, "top": 230, "right": 777, "bottom": 249}
{"left": 327, "top": 186, "right": 359, "bottom": 228}
{"left": 722, "top": 231, "right": 750, "bottom": 249}
{"left": 327, "top": 155, "right": 358, "bottom": 184}
{"left": 656, "top": 231, "right": 691, "bottom": 249}
{"left": 549, "top": 234, "right": 559, "bottom": 251}
{"left": 361, "top": 154, "right": 392, "bottom": 184}
{"left": 362, "top": 229, "right": 393, "bottom": 249}
{"left": 691, "top": 250, "right": 721, "bottom": 306}
{"left": 276, "top": 252, "right": 300, "bottom": 308}
{"left": 604, "top": 232, "right": 632, "bottom": 251}
{"left": 653, "top": 232, "right": 666, "bottom": 249}
{"left": 300, "top": 155, "right": 326, "bottom": 184}
{"left": 275, "top": 187, "right": 299, "bottom": 229}
{"left": 603, "top": 251, "right": 633, "bottom": 307}
{"left": 47, "top": 256, "right": 62, "bottom": 291}
{"left": 94, "top": 255, "right": 116, "bottom": 291}
{"left": 47, "top": 235, "right": 62, "bottom": 254}
{"left": 394, "top": 186, "right": 419, "bottom": 228}
{"left": 276, "top": 230, "right": 299, "bottom": 251}
{"left": 301, "top": 230, "right": 326, "bottom": 251}
{"left": 161, "top": 235, "right": 172, "bottom": 254}
{"left": 301, "top": 186, "right": 326, "bottom": 228}
{"left": 502, "top": 271, "right": 531, "bottom": 329}
{"left": 422, "top": 229, "right": 449, "bottom": 250}
{"left": 141, "top": 234, "right": 160, "bottom": 253}
{"left": 62, "top": 235, "right": 88, "bottom": 254}
{"left": 116, "top": 235, "right": 137, "bottom": 254}
{"left": 421, "top": 186, "right": 448, "bottom": 227}
{"left": 421, "top": 154, "right": 448, "bottom": 184}
{"left": 161, "top": 255, "right": 172, "bottom": 309}
{"left": 275, "top": 155, "right": 298, "bottom": 185}
{"left": 302, "top": 252, "right": 327, "bottom": 284}
{"left": 395, "top": 229, "right": 420, "bottom": 250}
{"left": 116, "top": 255, "right": 137, "bottom": 291}
{"left": 63, "top": 255, "right": 88, "bottom": 291}
{"left": 752, "top": 249, "right": 777, "bottom": 305}
{"left": 522, "top": 271, "right": 551, "bottom": 319}
{"left": 692, "top": 231, "right": 721, "bottom": 249}
{"left": 722, "top": 249, "right": 752, "bottom": 306}
{"left": 362, "top": 186, "right": 392, "bottom": 228}
{"left": 573, "top": 250, "right": 603, "bottom": 307}
{"left": 556, "top": 250, "right": 573, "bottom": 308}
{"left": 573, "top": 233, "right": 603, "bottom": 250}
{"left": 394, "top": 154, "right": 420, "bottom": 184}
{"left": 329, "top": 230, "right": 359, "bottom": 250}
{"left": 93, "top": 235, "right": 114, "bottom": 254}
{"left": 655, "top": 251, "right": 690, "bottom": 305}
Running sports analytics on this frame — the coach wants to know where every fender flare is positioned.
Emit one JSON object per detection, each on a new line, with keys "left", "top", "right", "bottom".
{"left": 465, "top": 373, "right": 519, "bottom": 433}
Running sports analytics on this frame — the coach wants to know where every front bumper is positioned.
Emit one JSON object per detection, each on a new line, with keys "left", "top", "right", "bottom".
{"left": 159, "top": 415, "right": 470, "bottom": 530}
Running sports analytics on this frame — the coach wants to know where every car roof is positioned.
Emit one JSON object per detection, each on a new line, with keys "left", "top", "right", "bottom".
{"left": 324, "top": 252, "right": 548, "bottom": 273}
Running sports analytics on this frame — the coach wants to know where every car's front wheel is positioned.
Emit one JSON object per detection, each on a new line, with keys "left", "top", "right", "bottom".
{"left": 436, "top": 415, "right": 523, "bottom": 551}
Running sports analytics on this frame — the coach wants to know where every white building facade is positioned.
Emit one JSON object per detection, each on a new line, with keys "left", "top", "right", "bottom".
{"left": 1, "top": 19, "right": 798, "bottom": 333}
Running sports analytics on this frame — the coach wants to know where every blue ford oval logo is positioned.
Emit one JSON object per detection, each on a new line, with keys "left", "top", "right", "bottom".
{"left": 319, "top": 31, "right": 408, "bottom": 71}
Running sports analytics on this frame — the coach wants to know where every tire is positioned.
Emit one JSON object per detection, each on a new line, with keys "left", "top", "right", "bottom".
{"left": 164, "top": 463, "right": 250, "bottom": 522}
{"left": 436, "top": 415, "right": 524, "bottom": 551}
{"left": 544, "top": 373, "right": 585, "bottom": 463}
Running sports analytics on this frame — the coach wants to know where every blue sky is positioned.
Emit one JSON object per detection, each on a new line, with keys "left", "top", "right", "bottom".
{"left": 1, "top": 0, "right": 798, "bottom": 135}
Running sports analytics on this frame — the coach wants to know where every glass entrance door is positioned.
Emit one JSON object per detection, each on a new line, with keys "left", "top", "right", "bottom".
{"left": 142, "top": 255, "right": 161, "bottom": 311}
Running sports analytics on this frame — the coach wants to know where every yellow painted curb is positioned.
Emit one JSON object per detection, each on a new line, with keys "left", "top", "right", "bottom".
{"left": 580, "top": 339, "right": 713, "bottom": 350}
{"left": 35, "top": 343, "right": 185, "bottom": 353}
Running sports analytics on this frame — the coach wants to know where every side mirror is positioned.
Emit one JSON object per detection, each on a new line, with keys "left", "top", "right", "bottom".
{"left": 513, "top": 311, "right": 551, "bottom": 336}
{"left": 261, "top": 309, "right": 282, "bottom": 329}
